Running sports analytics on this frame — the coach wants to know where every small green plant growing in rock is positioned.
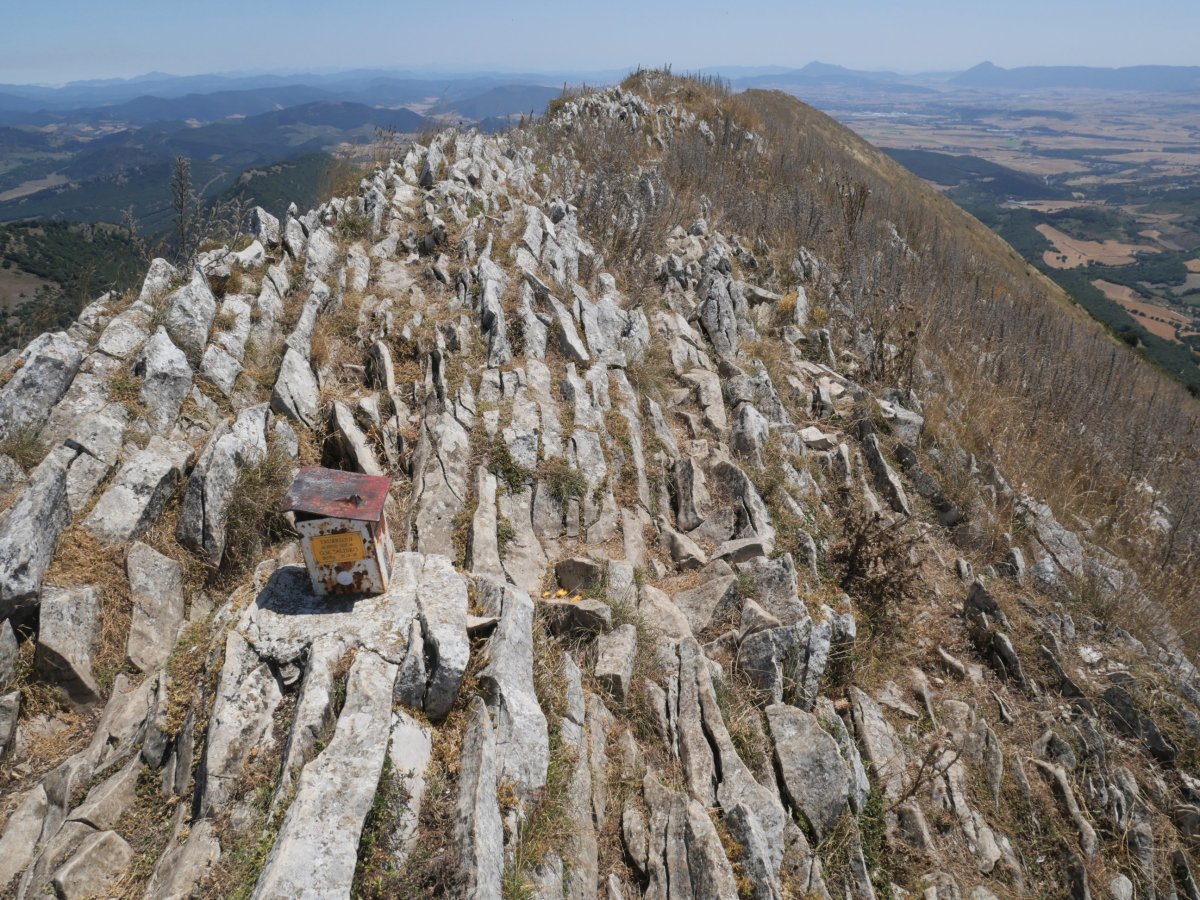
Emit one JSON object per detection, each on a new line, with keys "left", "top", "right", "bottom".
{"left": 537, "top": 456, "right": 588, "bottom": 506}
{"left": 490, "top": 437, "right": 532, "bottom": 492}
{"left": 496, "top": 516, "right": 516, "bottom": 554}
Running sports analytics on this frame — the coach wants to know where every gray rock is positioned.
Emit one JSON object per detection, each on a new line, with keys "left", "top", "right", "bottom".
{"left": 735, "top": 553, "right": 807, "bottom": 625}
{"left": 414, "top": 553, "right": 470, "bottom": 721}
{"left": 197, "top": 631, "right": 284, "bottom": 815}
{"left": 134, "top": 328, "right": 193, "bottom": 433}
{"left": 125, "top": 542, "right": 185, "bottom": 673}
{"left": 162, "top": 269, "right": 217, "bottom": 359}
{"left": 176, "top": 404, "right": 270, "bottom": 565}
{"left": 684, "top": 797, "right": 742, "bottom": 897}
{"left": 271, "top": 347, "right": 321, "bottom": 430}
{"left": 1033, "top": 759, "right": 1098, "bottom": 859}
{"left": 479, "top": 582, "right": 549, "bottom": 799}
{"left": 0, "top": 786, "right": 50, "bottom": 886}
{"left": 861, "top": 433, "right": 910, "bottom": 516}
{"left": 0, "top": 619, "right": 17, "bottom": 689}
{"left": 137, "top": 257, "right": 179, "bottom": 305}
{"left": 51, "top": 830, "right": 132, "bottom": 900}
{"left": 394, "top": 618, "right": 426, "bottom": 710}
{"left": 713, "top": 536, "right": 769, "bottom": 565}
{"left": 738, "top": 609, "right": 788, "bottom": 664}
{"left": 767, "top": 703, "right": 849, "bottom": 840}
{"left": 0, "top": 454, "right": 23, "bottom": 495}
{"left": 248, "top": 206, "right": 281, "bottom": 247}
{"left": 674, "top": 575, "right": 739, "bottom": 634}
{"left": 284, "top": 214, "right": 307, "bottom": 260}
{"left": 815, "top": 696, "right": 871, "bottom": 813}
{"left": 58, "top": 406, "right": 128, "bottom": 513}
{"left": 0, "top": 332, "right": 82, "bottom": 442}
{"left": 198, "top": 344, "right": 242, "bottom": 398}
{"left": 711, "top": 458, "right": 776, "bottom": 552}
{"left": 387, "top": 710, "right": 433, "bottom": 865}
{"left": 411, "top": 412, "right": 470, "bottom": 557}
{"left": 0, "top": 690, "right": 18, "bottom": 757}
{"left": 303, "top": 226, "right": 340, "bottom": 284}
{"left": 556, "top": 556, "right": 605, "bottom": 593}
{"left": 455, "top": 696, "right": 504, "bottom": 900}
{"left": 546, "top": 293, "right": 590, "bottom": 363}
{"left": 596, "top": 624, "right": 638, "bottom": 703}
{"left": 252, "top": 650, "right": 398, "bottom": 900}
{"left": 35, "top": 586, "right": 101, "bottom": 706}
{"left": 659, "top": 518, "right": 708, "bottom": 570}
{"left": 142, "top": 816, "right": 220, "bottom": 899}
{"left": 468, "top": 467, "right": 504, "bottom": 581}
{"left": 673, "top": 457, "right": 710, "bottom": 531}
{"left": 327, "top": 400, "right": 383, "bottom": 475}
{"left": 0, "top": 459, "right": 71, "bottom": 615}
{"left": 849, "top": 686, "right": 906, "bottom": 802}
{"left": 730, "top": 402, "right": 771, "bottom": 463}
{"left": 276, "top": 636, "right": 342, "bottom": 799}
{"left": 637, "top": 585, "right": 693, "bottom": 640}
{"left": 83, "top": 436, "right": 191, "bottom": 544}
{"left": 697, "top": 271, "right": 753, "bottom": 358}
{"left": 544, "top": 598, "right": 612, "bottom": 637}
{"left": 1109, "top": 874, "right": 1134, "bottom": 900}
{"left": 479, "top": 257, "right": 512, "bottom": 367}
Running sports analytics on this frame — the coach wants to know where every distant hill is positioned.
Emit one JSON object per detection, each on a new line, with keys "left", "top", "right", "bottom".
{"left": 431, "top": 85, "right": 562, "bottom": 121}
{"left": 953, "top": 61, "right": 1200, "bottom": 91}
{"left": 732, "top": 63, "right": 935, "bottom": 94}
{"left": 0, "top": 102, "right": 427, "bottom": 228}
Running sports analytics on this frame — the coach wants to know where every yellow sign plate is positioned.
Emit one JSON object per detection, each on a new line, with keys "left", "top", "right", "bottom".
{"left": 310, "top": 532, "right": 367, "bottom": 565}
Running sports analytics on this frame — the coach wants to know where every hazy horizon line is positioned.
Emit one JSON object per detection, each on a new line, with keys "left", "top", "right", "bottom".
{"left": 4, "top": 59, "right": 1199, "bottom": 90}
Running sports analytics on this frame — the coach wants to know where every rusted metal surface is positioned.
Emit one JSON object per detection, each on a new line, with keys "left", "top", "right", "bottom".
{"left": 285, "top": 466, "right": 395, "bottom": 596}
{"left": 296, "top": 515, "right": 395, "bottom": 596}
{"left": 283, "top": 467, "right": 392, "bottom": 522}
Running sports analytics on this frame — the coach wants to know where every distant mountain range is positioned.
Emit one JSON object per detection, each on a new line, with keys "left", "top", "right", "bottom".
{"left": 952, "top": 62, "right": 1200, "bottom": 91}
{"left": 0, "top": 59, "right": 1195, "bottom": 234}
{"left": 0, "top": 69, "right": 582, "bottom": 114}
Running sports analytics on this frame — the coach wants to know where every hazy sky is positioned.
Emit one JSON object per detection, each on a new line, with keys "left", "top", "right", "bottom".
{"left": 3, "top": 0, "right": 1197, "bottom": 84}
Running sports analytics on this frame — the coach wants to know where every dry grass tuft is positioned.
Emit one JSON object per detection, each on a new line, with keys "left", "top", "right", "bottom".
{"left": 44, "top": 526, "right": 133, "bottom": 692}
{"left": 218, "top": 441, "right": 296, "bottom": 583}
{"left": 0, "top": 428, "right": 47, "bottom": 471}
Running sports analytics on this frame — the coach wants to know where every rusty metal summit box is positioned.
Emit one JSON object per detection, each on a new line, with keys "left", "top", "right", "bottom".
{"left": 282, "top": 467, "right": 395, "bottom": 596}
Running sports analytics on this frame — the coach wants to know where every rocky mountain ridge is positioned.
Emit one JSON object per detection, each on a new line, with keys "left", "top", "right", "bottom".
{"left": 0, "top": 75, "right": 1198, "bottom": 899}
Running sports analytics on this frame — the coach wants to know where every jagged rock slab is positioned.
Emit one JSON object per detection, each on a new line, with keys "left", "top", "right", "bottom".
{"left": 0, "top": 458, "right": 71, "bottom": 615}
{"left": 271, "top": 347, "right": 321, "bottom": 429}
{"left": 595, "top": 624, "right": 638, "bottom": 703}
{"left": 135, "top": 327, "right": 193, "bottom": 433}
{"left": 478, "top": 581, "right": 549, "bottom": 799}
{"left": 197, "top": 631, "right": 284, "bottom": 815}
{"left": 176, "top": 404, "right": 270, "bottom": 564}
{"left": 51, "top": 830, "right": 133, "bottom": 900}
{"left": 0, "top": 332, "right": 82, "bottom": 443}
{"left": 35, "top": 586, "right": 101, "bottom": 706}
{"left": 252, "top": 650, "right": 398, "bottom": 900}
{"left": 243, "top": 563, "right": 418, "bottom": 666}
{"left": 82, "top": 436, "right": 192, "bottom": 544}
{"left": 162, "top": 270, "right": 217, "bottom": 360}
{"left": 455, "top": 696, "right": 504, "bottom": 899}
{"left": 125, "top": 542, "right": 185, "bottom": 674}
{"left": 413, "top": 553, "right": 471, "bottom": 720}
{"left": 767, "top": 703, "right": 849, "bottom": 840}
{"left": 387, "top": 709, "right": 433, "bottom": 865}
{"left": 411, "top": 411, "right": 470, "bottom": 556}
